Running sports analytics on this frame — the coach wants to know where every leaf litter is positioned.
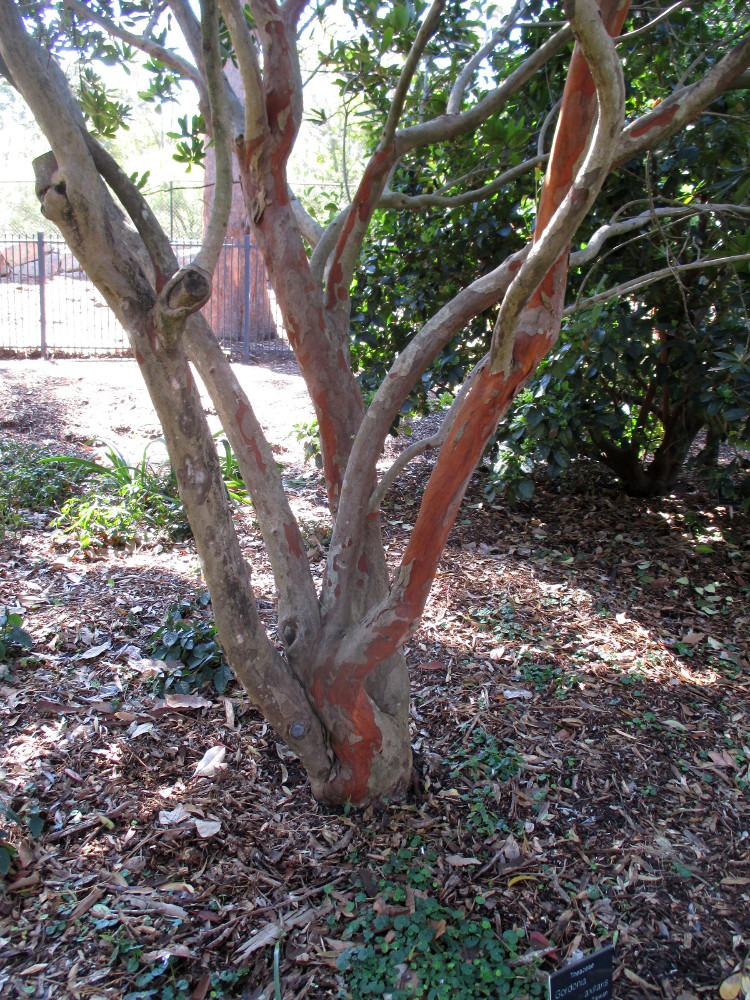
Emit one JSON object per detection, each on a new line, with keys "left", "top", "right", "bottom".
{"left": 0, "top": 360, "right": 749, "bottom": 998}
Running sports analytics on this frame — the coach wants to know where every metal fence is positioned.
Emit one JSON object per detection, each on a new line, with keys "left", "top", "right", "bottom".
{"left": 0, "top": 233, "right": 290, "bottom": 360}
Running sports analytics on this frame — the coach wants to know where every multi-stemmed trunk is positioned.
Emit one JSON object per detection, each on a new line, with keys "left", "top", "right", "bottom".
{"left": 3, "top": 0, "right": 749, "bottom": 804}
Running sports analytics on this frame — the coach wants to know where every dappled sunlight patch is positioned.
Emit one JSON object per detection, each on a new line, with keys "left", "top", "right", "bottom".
{"left": 0, "top": 363, "right": 747, "bottom": 994}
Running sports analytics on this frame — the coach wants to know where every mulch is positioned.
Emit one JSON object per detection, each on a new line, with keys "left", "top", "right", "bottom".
{"left": 0, "top": 377, "right": 749, "bottom": 999}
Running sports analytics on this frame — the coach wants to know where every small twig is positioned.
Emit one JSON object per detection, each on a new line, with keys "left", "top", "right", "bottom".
{"left": 564, "top": 254, "right": 750, "bottom": 315}
{"left": 44, "top": 803, "right": 129, "bottom": 842}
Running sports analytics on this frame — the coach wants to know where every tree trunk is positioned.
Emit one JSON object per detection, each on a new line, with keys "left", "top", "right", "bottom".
{"left": 592, "top": 400, "right": 706, "bottom": 496}
{"left": 202, "top": 62, "right": 275, "bottom": 347}
{"left": 13, "top": 0, "right": 750, "bottom": 806}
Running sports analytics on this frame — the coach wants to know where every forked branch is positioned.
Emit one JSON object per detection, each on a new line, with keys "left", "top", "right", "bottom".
{"left": 490, "top": 0, "right": 626, "bottom": 374}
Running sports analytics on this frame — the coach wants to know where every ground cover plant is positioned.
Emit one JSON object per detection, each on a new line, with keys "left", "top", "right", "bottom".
{"left": 0, "top": 365, "right": 749, "bottom": 997}
{"left": 0, "top": 440, "right": 81, "bottom": 539}
{"left": 1, "top": 0, "right": 749, "bottom": 805}
{"left": 51, "top": 445, "right": 192, "bottom": 549}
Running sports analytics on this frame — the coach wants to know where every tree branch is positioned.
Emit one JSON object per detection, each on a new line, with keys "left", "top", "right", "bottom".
{"left": 323, "top": 246, "right": 526, "bottom": 630}
{"left": 394, "top": 23, "right": 573, "bottom": 155}
{"left": 447, "top": 0, "right": 528, "bottom": 114}
{"left": 324, "top": 0, "right": 634, "bottom": 665}
{"left": 383, "top": 0, "right": 445, "bottom": 147}
{"left": 380, "top": 154, "right": 546, "bottom": 211}
{"left": 615, "top": 31, "right": 750, "bottom": 164}
{"left": 307, "top": 205, "right": 348, "bottom": 283}
{"left": 615, "top": 0, "right": 694, "bottom": 45}
{"left": 490, "top": 0, "right": 625, "bottom": 374}
{"left": 321, "top": 18, "right": 573, "bottom": 311}
{"left": 63, "top": 0, "right": 206, "bottom": 99}
{"left": 191, "top": 0, "right": 233, "bottom": 276}
{"left": 84, "top": 134, "right": 176, "bottom": 279}
{"left": 166, "top": 0, "right": 206, "bottom": 73}
{"left": 282, "top": 0, "right": 310, "bottom": 29}
{"left": 182, "top": 316, "right": 321, "bottom": 652}
{"left": 570, "top": 203, "right": 750, "bottom": 269}
{"left": 290, "top": 192, "right": 325, "bottom": 248}
{"left": 218, "top": 0, "right": 268, "bottom": 145}
{"left": 564, "top": 254, "right": 750, "bottom": 316}
{"left": 537, "top": 98, "right": 561, "bottom": 157}
{"left": 322, "top": 1, "right": 445, "bottom": 310}
{"left": 367, "top": 359, "right": 485, "bottom": 514}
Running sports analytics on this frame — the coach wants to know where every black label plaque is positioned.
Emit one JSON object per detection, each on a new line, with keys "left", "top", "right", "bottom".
{"left": 548, "top": 945, "right": 613, "bottom": 1000}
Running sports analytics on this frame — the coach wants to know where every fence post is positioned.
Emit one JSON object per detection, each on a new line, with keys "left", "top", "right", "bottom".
{"left": 243, "top": 233, "right": 251, "bottom": 363}
{"left": 37, "top": 231, "right": 47, "bottom": 360}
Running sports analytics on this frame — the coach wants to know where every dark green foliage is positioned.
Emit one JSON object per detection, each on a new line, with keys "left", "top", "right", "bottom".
{"left": 488, "top": 284, "right": 750, "bottom": 504}
{"left": 0, "top": 440, "right": 82, "bottom": 536}
{"left": 336, "top": 859, "right": 541, "bottom": 999}
{"left": 149, "top": 596, "right": 233, "bottom": 695}
{"left": 341, "top": 1, "right": 750, "bottom": 495}
{"left": 490, "top": 79, "right": 750, "bottom": 502}
{"left": 167, "top": 114, "right": 207, "bottom": 171}
{"left": 0, "top": 802, "right": 43, "bottom": 876}
{"left": 0, "top": 607, "right": 33, "bottom": 663}
{"left": 449, "top": 727, "right": 519, "bottom": 837}
{"left": 77, "top": 66, "right": 131, "bottom": 137}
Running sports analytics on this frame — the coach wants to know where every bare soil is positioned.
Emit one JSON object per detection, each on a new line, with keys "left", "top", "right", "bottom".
{"left": 0, "top": 357, "right": 314, "bottom": 467}
{"left": 0, "top": 358, "right": 749, "bottom": 999}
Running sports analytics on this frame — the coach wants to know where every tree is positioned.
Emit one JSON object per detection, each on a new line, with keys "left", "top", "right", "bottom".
{"left": 490, "top": 73, "right": 750, "bottom": 500}
{"left": 1, "top": 0, "right": 748, "bottom": 805}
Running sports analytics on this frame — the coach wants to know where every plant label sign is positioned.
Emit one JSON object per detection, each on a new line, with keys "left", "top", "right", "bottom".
{"left": 548, "top": 945, "right": 613, "bottom": 1000}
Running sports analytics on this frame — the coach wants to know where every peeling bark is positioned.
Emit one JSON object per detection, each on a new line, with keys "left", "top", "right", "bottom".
{"left": 3, "top": 0, "right": 749, "bottom": 806}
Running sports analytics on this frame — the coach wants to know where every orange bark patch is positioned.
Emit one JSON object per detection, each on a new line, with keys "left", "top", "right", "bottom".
{"left": 234, "top": 397, "right": 259, "bottom": 451}
{"left": 326, "top": 262, "right": 344, "bottom": 310}
{"left": 630, "top": 103, "right": 679, "bottom": 138}
{"left": 248, "top": 436, "right": 267, "bottom": 474}
{"left": 310, "top": 663, "right": 384, "bottom": 804}
{"left": 325, "top": 147, "right": 395, "bottom": 310}
{"left": 536, "top": 0, "right": 631, "bottom": 235}
{"left": 284, "top": 522, "right": 302, "bottom": 559}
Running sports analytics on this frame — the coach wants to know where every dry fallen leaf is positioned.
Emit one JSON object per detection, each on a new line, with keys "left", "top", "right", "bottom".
{"left": 681, "top": 630, "right": 704, "bottom": 647}
{"left": 164, "top": 693, "right": 212, "bottom": 710}
{"left": 194, "top": 818, "right": 222, "bottom": 839}
{"left": 194, "top": 745, "right": 227, "bottom": 777}
{"left": 503, "top": 834, "right": 522, "bottom": 862}
{"left": 141, "top": 945, "right": 192, "bottom": 962}
{"left": 128, "top": 721, "right": 154, "bottom": 739}
{"left": 159, "top": 804, "right": 190, "bottom": 826}
{"left": 719, "top": 974, "right": 742, "bottom": 1000}
{"left": 78, "top": 642, "right": 111, "bottom": 660}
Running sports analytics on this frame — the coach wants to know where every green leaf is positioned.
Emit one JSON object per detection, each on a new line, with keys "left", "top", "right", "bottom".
{"left": 672, "top": 861, "right": 693, "bottom": 879}
{"left": 392, "top": 4, "right": 410, "bottom": 31}
{"left": 8, "top": 627, "right": 32, "bottom": 650}
{"left": 0, "top": 845, "right": 13, "bottom": 875}
{"left": 27, "top": 814, "right": 44, "bottom": 839}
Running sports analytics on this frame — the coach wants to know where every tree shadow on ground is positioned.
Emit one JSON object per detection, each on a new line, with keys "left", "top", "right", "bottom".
{"left": 1, "top": 454, "right": 748, "bottom": 996}
{"left": 0, "top": 365, "right": 76, "bottom": 442}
